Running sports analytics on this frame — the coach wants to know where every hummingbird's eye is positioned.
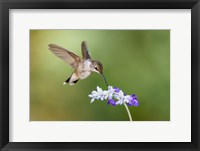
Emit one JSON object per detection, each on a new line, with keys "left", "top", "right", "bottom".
{"left": 94, "top": 66, "right": 98, "bottom": 71}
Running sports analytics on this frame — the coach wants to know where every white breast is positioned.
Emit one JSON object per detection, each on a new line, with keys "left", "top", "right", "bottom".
{"left": 78, "top": 60, "right": 92, "bottom": 79}
{"left": 80, "top": 71, "right": 91, "bottom": 79}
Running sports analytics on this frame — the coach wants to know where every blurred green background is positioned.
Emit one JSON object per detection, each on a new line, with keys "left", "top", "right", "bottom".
{"left": 30, "top": 30, "right": 170, "bottom": 121}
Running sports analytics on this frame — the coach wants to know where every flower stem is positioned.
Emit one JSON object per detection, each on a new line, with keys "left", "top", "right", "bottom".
{"left": 123, "top": 103, "right": 133, "bottom": 121}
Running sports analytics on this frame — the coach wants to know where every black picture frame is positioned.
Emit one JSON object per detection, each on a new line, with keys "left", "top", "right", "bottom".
{"left": 0, "top": 0, "right": 199, "bottom": 151}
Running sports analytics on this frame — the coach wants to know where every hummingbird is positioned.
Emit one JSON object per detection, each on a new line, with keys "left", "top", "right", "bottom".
{"left": 48, "top": 41, "right": 108, "bottom": 86}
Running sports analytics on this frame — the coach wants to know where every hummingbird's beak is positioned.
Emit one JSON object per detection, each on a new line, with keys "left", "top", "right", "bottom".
{"left": 101, "top": 74, "right": 109, "bottom": 87}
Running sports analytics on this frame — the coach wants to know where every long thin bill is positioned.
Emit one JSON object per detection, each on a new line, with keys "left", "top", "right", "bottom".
{"left": 101, "top": 74, "right": 109, "bottom": 87}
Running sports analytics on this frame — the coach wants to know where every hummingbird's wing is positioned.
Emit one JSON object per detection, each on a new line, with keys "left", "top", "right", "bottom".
{"left": 48, "top": 44, "right": 81, "bottom": 68}
{"left": 81, "top": 41, "right": 91, "bottom": 59}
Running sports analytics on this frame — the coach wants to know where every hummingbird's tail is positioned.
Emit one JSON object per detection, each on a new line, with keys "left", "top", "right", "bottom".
{"left": 63, "top": 74, "right": 79, "bottom": 86}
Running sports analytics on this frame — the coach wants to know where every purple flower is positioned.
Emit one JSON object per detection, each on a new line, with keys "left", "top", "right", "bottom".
{"left": 107, "top": 99, "right": 116, "bottom": 106}
{"left": 113, "top": 87, "right": 120, "bottom": 92}
{"left": 127, "top": 94, "right": 139, "bottom": 106}
{"left": 89, "top": 85, "right": 139, "bottom": 107}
